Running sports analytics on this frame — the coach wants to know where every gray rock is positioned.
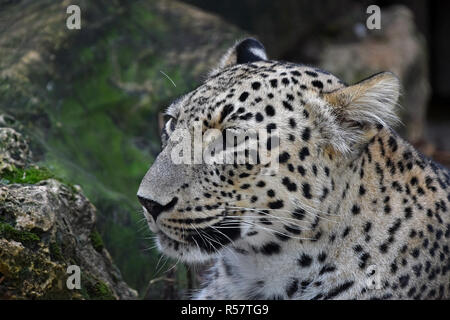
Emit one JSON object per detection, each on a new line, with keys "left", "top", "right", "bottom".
{"left": 0, "top": 123, "right": 137, "bottom": 299}
{"left": 320, "top": 6, "right": 430, "bottom": 142}
{"left": 0, "top": 127, "right": 32, "bottom": 174}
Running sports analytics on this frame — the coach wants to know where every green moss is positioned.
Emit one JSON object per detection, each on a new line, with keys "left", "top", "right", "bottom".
{"left": 49, "top": 241, "right": 64, "bottom": 261}
{"left": 80, "top": 273, "right": 116, "bottom": 300}
{"left": 90, "top": 229, "right": 104, "bottom": 252}
{"left": 0, "top": 221, "right": 40, "bottom": 246}
{"left": 0, "top": 165, "right": 78, "bottom": 195}
{"left": 90, "top": 281, "right": 115, "bottom": 300}
{"left": 1, "top": 166, "right": 54, "bottom": 184}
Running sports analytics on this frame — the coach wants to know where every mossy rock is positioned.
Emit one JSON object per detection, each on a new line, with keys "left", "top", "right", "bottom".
{"left": 90, "top": 229, "right": 104, "bottom": 253}
{"left": 1, "top": 166, "right": 54, "bottom": 184}
{"left": 0, "top": 222, "right": 40, "bottom": 247}
{"left": 0, "top": 174, "right": 137, "bottom": 299}
{"left": 80, "top": 274, "right": 116, "bottom": 300}
{"left": 0, "top": 127, "right": 32, "bottom": 174}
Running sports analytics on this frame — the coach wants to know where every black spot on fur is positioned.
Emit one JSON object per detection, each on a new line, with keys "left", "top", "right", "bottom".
{"left": 260, "top": 242, "right": 281, "bottom": 255}
{"left": 364, "top": 222, "right": 372, "bottom": 233}
{"left": 324, "top": 281, "right": 354, "bottom": 299}
{"left": 285, "top": 224, "right": 301, "bottom": 235}
{"left": 267, "top": 123, "right": 277, "bottom": 132}
{"left": 388, "top": 136, "right": 398, "bottom": 152}
{"left": 302, "top": 183, "right": 312, "bottom": 199}
{"left": 298, "top": 254, "right": 313, "bottom": 267}
{"left": 319, "top": 264, "right": 336, "bottom": 275}
{"left": 286, "top": 279, "right": 299, "bottom": 298}
{"left": 399, "top": 274, "right": 410, "bottom": 288}
{"left": 220, "top": 104, "right": 234, "bottom": 123}
{"left": 270, "top": 79, "right": 278, "bottom": 88}
{"left": 239, "top": 92, "right": 249, "bottom": 102}
{"left": 301, "top": 127, "right": 311, "bottom": 141}
{"left": 256, "top": 181, "right": 266, "bottom": 188}
{"left": 342, "top": 226, "right": 351, "bottom": 238}
{"left": 359, "top": 185, "right": 366, "bottom": 196}
{"left": 318, "top": 252, "right": 327, "bottom": 263}
{"left": 252, "top": 82, "right": 261, "bottom": 90}
{"left": 292, "top": 208, "right": 306, "bottom": 220}
{"left": 298, "top": 166, "right": 306, "bottom": 176}
{"left": 404, "top": 207, "right": 413, "bottom": 219}
{"left": 289, "top": 118, "right": 296, "bottom": 128}
{"left": 351, "top": 205, "right": 361, "bottom": 215}
{"left": 311, "top": 80, "right": 324, "bottom": 89}
{"left": 269, "top": 200, "right": 284, "bottom": 209}
{"left": 282, "top": 177, "right": 297, "bottom": 192}
{"left": 265, "top": 105, "right": 275, "bottom": 116}
{"left": 279, "top": 152, "right": 290, "bottom": 163}
{"left": 299, "top": 147, "right": 310, "bottom": 161}
{"left": 283, "top": 101, "right": 293, "bottom": 111}
{"left": 305, "top": 71, "right": 318, "bottom": 77}
{"left": 255, "top": 112, "right": 264, "bottom": 122}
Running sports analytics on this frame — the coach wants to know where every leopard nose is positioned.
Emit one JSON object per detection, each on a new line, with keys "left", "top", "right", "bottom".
{"left": 137, "top": 196, "right": 178, "bottom": 221}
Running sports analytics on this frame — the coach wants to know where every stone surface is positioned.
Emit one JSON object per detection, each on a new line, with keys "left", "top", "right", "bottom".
{"left": 320, "top": 6, "right": 430, "bottom": 143}
{"left": 0, "top": 120, "right": 137, "bottom": 299}
{"left": 0, "top": 127, "right": 31, "bottom": 174}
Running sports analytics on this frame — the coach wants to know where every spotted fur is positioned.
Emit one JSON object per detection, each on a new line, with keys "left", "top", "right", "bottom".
{"left": 138, "top": 38, "right": 450, "bottom": 300}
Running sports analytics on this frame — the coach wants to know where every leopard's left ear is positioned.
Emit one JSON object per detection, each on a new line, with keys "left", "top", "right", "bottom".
{"left": 210, "top": 38, "right": 267, "bottom": 76}
{"left": 321, "top": 72, "right": 401, "bottom": 154}
{"left": 324, "top": 72, "right": 401, "bottom": 128}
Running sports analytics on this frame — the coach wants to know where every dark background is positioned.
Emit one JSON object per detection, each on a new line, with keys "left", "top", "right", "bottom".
{"left": 184, "top": 0, "right": 450, "bottom": 111}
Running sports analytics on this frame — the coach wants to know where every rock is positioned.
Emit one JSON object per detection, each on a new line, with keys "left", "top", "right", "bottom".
{"left": 0, "top": 127, "right": 32, "bottom": 174}
{"left": 0, "top": 123, "right": 137, "bottom": 299}
{"left": 319, "top": 6, "right": 430, "bottom": 143}
{"left": 153, "top": 0, "right": 242, "bottom": 78}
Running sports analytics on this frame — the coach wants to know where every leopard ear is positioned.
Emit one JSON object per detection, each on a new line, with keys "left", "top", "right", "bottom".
{"left": 324, "top": 72, "right": 401, "bottom": 128}
{"left": 321, "top": 72, "right": 401, "bottom": 154}
{"left": 210, "top": 38, "right": 267, "bottom": 76}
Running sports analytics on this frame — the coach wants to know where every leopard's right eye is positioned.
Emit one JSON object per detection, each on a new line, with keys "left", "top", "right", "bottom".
{"left": 169, "top": 118, "right": 176, "bottom": 132}
{"left": 160, "top": 116, "right": 177, "bottom": 150}
{"left": 160, "top": 127, "right": 169, "bottom": 150}
{"left": 164, "top": 117, "right": 177, "bottom": 133}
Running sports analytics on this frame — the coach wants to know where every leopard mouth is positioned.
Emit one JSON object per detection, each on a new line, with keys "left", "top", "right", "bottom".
{"left": 158, "top": 217, "right": 242, "bottom": 254}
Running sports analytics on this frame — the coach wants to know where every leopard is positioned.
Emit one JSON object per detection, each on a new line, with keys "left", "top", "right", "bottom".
{"left": 137, "top": 38, "right": 450, "bottom": 300}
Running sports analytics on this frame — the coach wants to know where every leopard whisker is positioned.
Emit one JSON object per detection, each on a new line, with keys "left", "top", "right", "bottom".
{"left": 225, "top": 207, "right": 314, "bottom": 226}
{"left": 217, "top": 219, "right": 316, "bottom": 241}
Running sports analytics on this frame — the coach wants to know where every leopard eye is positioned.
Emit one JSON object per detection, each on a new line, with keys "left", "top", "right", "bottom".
{"left": 164, "top": 116, "right": 177, "bottom": 133}
{"left": 160, "top": 127, "right": 169, "bottom": 150}
{"left": 160, "top": 116, "right": 177, "bottom": 150}
{"left": 169, "top": 118, "right": 176, "bottom": 131}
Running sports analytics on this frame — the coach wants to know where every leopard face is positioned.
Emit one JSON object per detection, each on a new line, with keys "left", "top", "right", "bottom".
{"left": 137, "top": 38, "right": 401, "bottom": 264}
